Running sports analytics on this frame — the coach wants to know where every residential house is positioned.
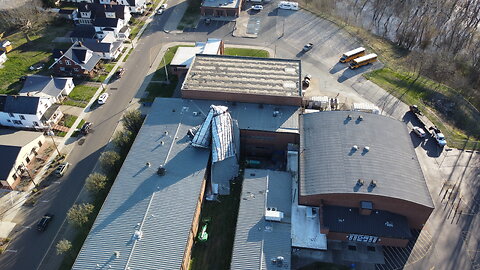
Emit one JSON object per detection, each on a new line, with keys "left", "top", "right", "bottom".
{"left": 82, "top": 39, "right": 123, "bottom": 60}
{"left": 0, "top": 95, "right": 63, "bottom": 129}
{"left": 96, "top": 0, "right": 147, "bottom": 14}
{"left": 50, "top": 41, "right": 102, "bottom": 77}
{"left": 0, "top": 129, "right": 46, "bottom": 190}
{"left": 0, "top": 40, "right": 13, "bottom": 53}
{"left": 75, "top": 3, "right": 131, "bottom": 40}
{"left": 19, "top": 75, "right": 74, "bottom": 103}
{"left": 69, "top": 24, "right": 97, "bottom": 42}
{"left": 58, "top": 8, "right": 78, "bottom": 20}
{"left": 0, "top": 51, "right": 7, "bottom": 66}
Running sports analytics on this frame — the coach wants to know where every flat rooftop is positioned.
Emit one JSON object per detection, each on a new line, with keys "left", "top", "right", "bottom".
{"left": 155, "top": 98, "right": 300, "bottom": 134}
{"left": 231, "top": 169, "right": 292, "bottom": 270}
{"left": 182, "top": 54, "right": 302, "bottom": 98}
{"left": 299, "top": 111, "right": 434, "bottom": 208}
{"left": 291, "top": 205, "right": 327, "bottom": 250}
{"left": 0, "top": 129, "right": 43, "bottom": 147}
{"left": 170, "top": 39, "right": 222, "bottom": 68}
{"left": 202, "top": 0, "right": 240, "bottom": 9}
{"left": 72, "top": 99, "right": 211, "bottom": 270}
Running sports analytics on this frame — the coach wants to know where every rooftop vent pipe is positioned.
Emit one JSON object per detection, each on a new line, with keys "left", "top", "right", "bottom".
{"left": 157, "top": 165, "right": 166, "bottom": 176}
{"left": 358, "top": 115, "right": 363, "bottom": 121}
{"left": 370, "top": 180, "right": 377, "bottom": 188}
{"left": 357, "top": 179, "right": 364, "bottom": 186}
{"left": 352, "top": 145, "right": 359, "bottom": 151}
{"left": 364, "top": 146, "right": 370, "bottom": 152}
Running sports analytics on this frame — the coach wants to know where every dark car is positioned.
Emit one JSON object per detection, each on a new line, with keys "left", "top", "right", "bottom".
{"left": 37, "top": 214, "right": 54, "bottom": 231}
{"left": 115, "top": 68, "right": 125, "bottom": 78}
{"left": 205, "top": 18, "right": 212, "bottom": 25}
{"left": 80, "top": 122, "right": 93, "bottom": 135}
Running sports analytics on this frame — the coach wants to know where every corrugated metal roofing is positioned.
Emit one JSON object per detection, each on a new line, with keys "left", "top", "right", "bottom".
{"left": 231, "top": 169, "right": 292, "bottom": 270}
{"left": 299, "top": 111, "right": 434, "bottom": 208}
{"left": 72, "top": 98, "right": 211, "bottom": 270}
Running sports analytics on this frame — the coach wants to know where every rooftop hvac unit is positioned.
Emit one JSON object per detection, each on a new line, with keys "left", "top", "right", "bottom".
{"left": 306, "top": 207, "right": 317, "bottom": 218}
{"left": 265, "top": 208, "right": 284, "bottom": 222}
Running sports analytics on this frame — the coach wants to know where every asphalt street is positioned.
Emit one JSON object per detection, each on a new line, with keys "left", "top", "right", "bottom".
{"left": 1, "top": 1, "right": 477, "bottom": 270}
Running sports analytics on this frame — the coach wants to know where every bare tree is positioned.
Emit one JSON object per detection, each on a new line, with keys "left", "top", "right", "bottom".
{"left": 0, "top": 0, "right": 50, "bottom": 42}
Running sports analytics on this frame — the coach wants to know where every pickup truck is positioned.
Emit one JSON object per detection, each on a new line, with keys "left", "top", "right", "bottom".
{"left": 429, "top": 126, "right": 447, "bottom": 147}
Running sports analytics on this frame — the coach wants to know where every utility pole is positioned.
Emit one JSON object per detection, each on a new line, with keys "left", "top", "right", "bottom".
{"left": 47, "top": 130, "right": 61, "bottom": 156}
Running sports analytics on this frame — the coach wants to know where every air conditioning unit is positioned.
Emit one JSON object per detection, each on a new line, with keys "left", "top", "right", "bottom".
{"left": 265, "top": 208, "right": 284, "bottom": 222}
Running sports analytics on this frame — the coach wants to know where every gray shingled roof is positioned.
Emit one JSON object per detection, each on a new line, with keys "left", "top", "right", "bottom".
{"left": 60, "top": 42, "right": 102, "bottom": 71}
{"left": 0, "top": 145, "right": 21, "bottom": 181}
{"left": 72, "top": 98, "right": 211, "bottom": 270}
{"left": 1, "top": 95, "right": 40, "bottom": 114}
{"left": 231, "top": 169, "right": 292, "bottom": 270}
{"left": 299, "top": 111, "right": 434, "bottom": 208}
{"left": 19, "top": 75, "right": 72, "bottom": 98}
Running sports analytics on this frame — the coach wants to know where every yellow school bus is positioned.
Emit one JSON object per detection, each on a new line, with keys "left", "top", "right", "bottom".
{"left": 339, "top": 47, "right": 365, "bottom": 63}
{"left": 349, "top": 53, "right": 377, "bottom": 69}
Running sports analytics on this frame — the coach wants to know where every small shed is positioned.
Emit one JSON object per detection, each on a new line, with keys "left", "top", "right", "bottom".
{"left": 0, "top": 40, "right": 12, "bottom": 53}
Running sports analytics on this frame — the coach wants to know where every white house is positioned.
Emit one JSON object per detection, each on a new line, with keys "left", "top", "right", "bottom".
{"left": 19, "top": 75, "right": 74, "bottom": 103}
{"left": 82, "top": 39, "right": 123, "bottom": 60}
{"left": 0, "top": 51, "right": 7, "bottom": 66}
{"left": 76, "top": 3, "right": 131, "bottom": 40}
{"left": 0, "top": 129, "right": 46, "bottom": 190}
{"left": 0, "top": 95, "right": 63, "bottom": 130}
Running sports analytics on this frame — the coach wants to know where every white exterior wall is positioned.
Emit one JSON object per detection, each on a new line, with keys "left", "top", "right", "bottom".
{"left": 3, "top": 134, "right": 45, "bottom": 188}
{"left": 62, "top": 78, "right": 75, "bottom": 96}
{"left": 0, "top": 97, "right": 53, "bottom": 129}
{"left": 0, "top": 53, "right": 7, "bottom": 65}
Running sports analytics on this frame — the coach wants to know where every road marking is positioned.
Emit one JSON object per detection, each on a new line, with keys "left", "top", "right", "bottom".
{"left": 40, "top": 200, "right": 49, "bottom": 203}
{"left": 5, "top": 249, "right": 17, "bottom": 253}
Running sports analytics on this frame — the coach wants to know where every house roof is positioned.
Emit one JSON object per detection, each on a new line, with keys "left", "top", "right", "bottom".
{"left": 299, "top": 111, "right": 434, "bottom": 208}
{"left": 78, "top": 3, "right": 128, "bottom": 20}
{"left": 93, "top": 17, "right": 120, "bottom": 28}
{"left": 0, "top": 129, "right": 44, "bottom": 181}
{"left": 70, "top": 25, "right": 97, "bottom": 39}
{"left": 59, "top": 8, "right": 77, "bottom": 14}
{"left": 19, "top": 75, "right": 72, "bottom": 98}
{"left": 182, "top": 54, "right": 302, "bottom": 98}
{"left": 323, "top": 205, "right": 413, "bottom": 239}
{"left": 72, "top": 98, "right": 211, "bottom": 270}
{"left": 82, "top": 40, "right": 122, "bottom": 53}
{"left": 0, "top": 95, "right": 40, "bottom": 114}
{"left": 0, "top": 145, "right": 21, "bottom": 181}
{"left": 231, "top": 169, "right": 292, "bottom": 270}
{"left": 58, "top": 42, "right": 102, "bottom": 71}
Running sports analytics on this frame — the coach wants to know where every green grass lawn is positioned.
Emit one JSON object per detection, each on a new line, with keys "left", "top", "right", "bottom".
{"left": 63, "top": 115, "right": 78, "bottom": 128}
{"left": 177, "top": 0, "right": 202, "bottom": 30}
{"left": 189, "top": 174, "right": 244, "bottom": 270}
{"left": 142, "top": 77, "right": 178, "bottom": 102}
{"left": 224, "top": 48, "right": 270, "bottom": 58}
{"left": 62, "top": 85, "right": 98, "bottom": 107}
{"left": 365, "top": 68, "right": 480, "bottom": 149}
{"left": 0, "top": 24, "right": 71, "bottom": 95}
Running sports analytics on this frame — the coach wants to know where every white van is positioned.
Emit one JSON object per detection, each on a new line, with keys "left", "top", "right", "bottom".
{"left": 278, "top": 1, "right": 299, "bottom": 10}
{"left": 249, "top": 0, "right": 262, "bottom": 3}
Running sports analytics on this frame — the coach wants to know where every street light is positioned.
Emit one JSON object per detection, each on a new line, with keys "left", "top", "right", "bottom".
{"left": 47, "top": 130, "right": 61, "bottom": 156}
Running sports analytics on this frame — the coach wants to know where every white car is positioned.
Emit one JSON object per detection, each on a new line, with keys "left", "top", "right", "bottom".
{"left": 412, "top": 126, "right": 426, "bottom": 138}
{"left": 98, "top": 93, "right": 109, "bottom": 104}
{"left": 160, "top": 3, "right": 167, "bottom": 9}
{"left": 252, "top": 5, "right": 263, "bottom": 10}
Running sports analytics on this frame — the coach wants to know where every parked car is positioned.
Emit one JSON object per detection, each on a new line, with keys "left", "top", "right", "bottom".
{"left": 303, "top": 43, "right": 313, "bottom": 52}
{"left": 412, "top": 126, "right": 426, "bottom": 138}
{"left": 55, "top": 162, "right": 70, "bottom": 177}
{"left": 160, "top": 3, "right": 167, "bottom": 9}
{"left": 115, "top": 68, "right": 125, "bottom": 78}
{"left": 29, "top": 63, "right": 45, "bottom": 71}
{"left": 80, "top": 122, "right": 93, "bottom": 135}
{"left": 156, "top": 9, "right": 163, "bottom": 15}
{"left": 252, "top": 5, "right": 264, "bottom": 10}
{"left": 37, "top": 214, "right": 54, "bottom": 231}
{"left": 98, "top": 93, "right": 109, "bottom": 104}
{"left": 429, "top": 126, "right": 447, "bottom": 147}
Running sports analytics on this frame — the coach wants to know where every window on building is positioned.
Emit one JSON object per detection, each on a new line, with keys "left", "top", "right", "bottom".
{"left": 13, "top": 173, "right": 17, "bottom": 179}
{"left": 65, "top": 60, "right": 71, "bottom": 65}
{"left": 60, "top": 67, "right": 66, "bottom": 71}
{"left": 38, "top": 141, "right": 42, "bottom": 147}
{"left": 348, "top": 245, "right": 357, "bottom": 251}
{"left": 12, "top": 120, "right": 22, "bottom": 125}
{"left": 74, "top": 68, "right": 79, "bottom": 72}
{"left": 367, "top": 246, "right": 376, "bottom": 252}
{"left": 19, "top": 115, "right": 26, "bottom": 120}
{"left": 26, "top": 157, "right": 30, "bottom": 163}
{"left": 33, "top": 121, "right": 39, "bottom": 127}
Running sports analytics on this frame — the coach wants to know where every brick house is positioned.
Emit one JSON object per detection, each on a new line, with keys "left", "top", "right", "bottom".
{"left": 49, "top": 42, "right": 102, "bottom": 77}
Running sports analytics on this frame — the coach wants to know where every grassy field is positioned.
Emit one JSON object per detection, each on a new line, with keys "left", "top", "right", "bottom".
{"left": 189, "top": 173, "right": 244, "bottom": 270}
{"left": 142, "top": 78, "right": 178, "bottom": 102}
{"left": 177, "top": 0, "right": 202, "bottom": 30}
{"left": 62, "top": 85, "right": 98, "bottom": 108}
{"left": 0, "top": 25, "right": 71, "bottom": 94}
{"left": 152, "top": 45, "right": 194, "bottom": 81}
{"left": 63, "top": 115, "right": 78, "bottom": 128}
{"left": 224, "top": 48, "right": 270, "bottom": 58}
